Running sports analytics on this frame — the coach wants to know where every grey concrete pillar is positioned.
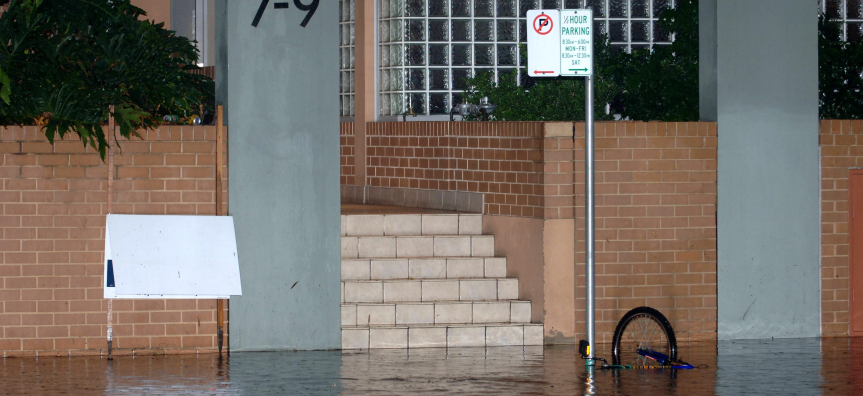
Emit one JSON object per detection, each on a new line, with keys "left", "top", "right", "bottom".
{"left": 699, "top": 0, "right": 717, "bottom": 122}
{"left": 219, "top": 0, "right": 340, "bottom": 350}
{"left": 711, "top": 0, "right": 820, "bottom": 339}
{"left": 214, "top": 0, "right": 227, "bottom": 119}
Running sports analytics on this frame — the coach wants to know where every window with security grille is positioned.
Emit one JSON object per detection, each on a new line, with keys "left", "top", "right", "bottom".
{"left": 340, "top": 0, "right": 356, "bottom": 117}
{"left": 820, "top": 0, "right": 863, "bottom": 42}
{"left": 378, "top": 0, "right": 676, "bottom": 117}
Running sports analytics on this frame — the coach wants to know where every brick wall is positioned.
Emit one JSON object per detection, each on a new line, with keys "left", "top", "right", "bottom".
{"left": 0, "top": 125, "right": 227, "bottom": 356}
{"left": 364, "top": 122, "right": 547, "bottom": 218}
{"left": 572, "top": 122, "right": 717, "bottom": 342}
{"left": 0, "top": 119, "right": 722, "bottom": 354}
{"left": 340, "top": 122, "right": 355, "bottom": 186}
{"left": 542, "top": 127, "right": 576, "bottom": 219}
{"left": 820, "top": 120, "right": 857, "bottom": 336}
{"left": 346, "top": 121, "right": 718, "bottom": 342}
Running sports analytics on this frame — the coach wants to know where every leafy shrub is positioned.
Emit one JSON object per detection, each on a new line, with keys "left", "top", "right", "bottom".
{"left": 463, "top": 42, "right": 618, "bottom": 122}
{"left": 0, "top": 0, "right": 214, "bottom": 159}
{"left": 610, "top": 0, "right": 698, "bottom": 121}
{"left": 819, "top": 14, "right": 863, "bottom": 119}
{"left": 463, "top": 0, "right": 698, "bottom": 122}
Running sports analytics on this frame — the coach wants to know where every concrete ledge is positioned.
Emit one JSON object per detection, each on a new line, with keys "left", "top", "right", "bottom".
{"left": 543, "top": 122, "right": 574, "bottom": 138}
{"left": 341, "top": 186, "right": 484, "bottom": 214}
{"left": 2, "top": 348, "right": 220, "bottom": 358}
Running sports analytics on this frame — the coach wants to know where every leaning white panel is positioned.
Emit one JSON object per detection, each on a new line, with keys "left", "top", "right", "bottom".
{"left": 104, "top": 214, "right": 242, "bottom": 299}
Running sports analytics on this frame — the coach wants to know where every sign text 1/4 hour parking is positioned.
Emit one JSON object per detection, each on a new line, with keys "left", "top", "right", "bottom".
{"left": 560, "top": 9, "right": 593, "bottom": 77}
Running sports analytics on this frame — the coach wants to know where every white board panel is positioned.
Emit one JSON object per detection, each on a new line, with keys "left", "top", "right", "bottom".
{"left": 104, "top": 214, "right": 242, "bottom": 299}
{"left": 527, "top": 10, "right": 561, "bottom": 77}
{"left": 560, "top": 9, "right": 593, "bottom": 77}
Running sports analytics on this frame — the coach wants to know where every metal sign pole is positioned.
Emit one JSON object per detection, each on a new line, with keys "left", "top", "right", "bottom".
{"left": 526, "top": 8, "right": 594, "bottom": 366}
{"left": 584, "top": 75, "right": 596, "bottom": 365}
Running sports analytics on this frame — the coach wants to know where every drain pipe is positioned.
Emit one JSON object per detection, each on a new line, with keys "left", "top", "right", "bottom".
{"left": 215, "top": 106, "right": 226, "bottom": 356}
{"left": 106, "top": 107, "right": 115, "bottom": 360}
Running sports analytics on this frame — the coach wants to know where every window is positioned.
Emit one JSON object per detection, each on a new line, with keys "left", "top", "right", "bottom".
{"left": 340, "top": 0, "right": 356, "bottom": 117}
{"left": 171, "top": 0, "right": 215, "bottom": 67}
{"left": 379, "top": 0, "right": 525, "bottom": 117}
{"left": 821, "top": 0, "right": 863, "bottom": 42}
{"left": 590, "top": 0, "right": 676, "bottom": 53}
{"left": 378, "top": 0, "right": 676, "bottom": 117}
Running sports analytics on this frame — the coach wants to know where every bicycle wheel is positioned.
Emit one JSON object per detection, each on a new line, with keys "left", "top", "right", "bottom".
{"left": 611, "top": 306, "right": 677, "bottom": 367}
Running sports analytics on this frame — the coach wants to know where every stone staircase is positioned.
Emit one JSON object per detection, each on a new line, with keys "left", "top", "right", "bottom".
{"left": 340, "top": 213, "right": 543, "bottom": 349}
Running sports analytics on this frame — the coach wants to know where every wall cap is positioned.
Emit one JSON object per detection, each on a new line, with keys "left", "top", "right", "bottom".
{"left": 543, "top": 122, "right": 573, "bottom": 138}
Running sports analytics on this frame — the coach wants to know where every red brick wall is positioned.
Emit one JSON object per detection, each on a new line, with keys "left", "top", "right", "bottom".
{"left": 340, "top": 122, "right": 355, "bottom": 186}
{"left": 820, "top": 120, "right": 857, "bottom": 336}
{"left": 543, "top": 130, "right": 576, "bottom": 219}
{"left": 364, "top": 122, "right": 547, "bottom": 218}
{"left": 346, "top": 121, "right": 718, "bottom": 342}
{"left": 0, "top": 125, "right": 227, "bottom": 356}
{"left": 572, "top": 122, "right": 717, "bottom": 343}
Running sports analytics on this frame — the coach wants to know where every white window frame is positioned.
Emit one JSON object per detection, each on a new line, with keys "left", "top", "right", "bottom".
{"left": 820, "top": 0, "right": 863, "bottom": 41}
{"left": 340, "top": 0, "right": 357, "bottom": 118}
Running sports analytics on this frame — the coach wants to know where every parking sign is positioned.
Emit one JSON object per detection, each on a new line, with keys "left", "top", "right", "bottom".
{"left": 526, "top": 10, "right": 561, "bottom": 78}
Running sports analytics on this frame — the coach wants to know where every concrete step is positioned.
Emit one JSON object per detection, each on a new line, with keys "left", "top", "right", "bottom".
{"left": 341, "top": 214, "right": 482, "bottom": 236}
{"left": 341, "top": 235, "right": 494, "bottom": 259}
{"left": 340, "top": 210, "right": 538, "bottom": 349}
{"left": 341, "top": 278, "right": 519, "bottom": 303}
{"left": 341, "top": 301, "right": 532, "bottom": 326}
{"left": 341, "top": 324, "right": 544, "bottom": 349}
{"left": 341, "top": 257, "right": 506, "bottom": 280}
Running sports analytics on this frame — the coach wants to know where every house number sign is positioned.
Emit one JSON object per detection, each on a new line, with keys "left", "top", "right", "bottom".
{"left": 252, "top": 0, "right": 319, "bottom": 28}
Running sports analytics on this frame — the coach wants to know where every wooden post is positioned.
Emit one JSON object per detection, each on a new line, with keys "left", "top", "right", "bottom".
{"left": 106, "top": 107, "right": 115, "bottom": 360}
{"left": 216, "top": 106, "right": 226, "bottom": 355}
{"left": 216, "top": 106, "right": 224, "bottom": 217}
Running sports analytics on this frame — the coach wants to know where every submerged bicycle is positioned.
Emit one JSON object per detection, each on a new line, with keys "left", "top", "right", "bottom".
{"left": 580, "top": 306, "right": 695, "bottom": 370}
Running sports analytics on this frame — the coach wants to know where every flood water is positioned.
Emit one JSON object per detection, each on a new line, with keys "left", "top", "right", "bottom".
{"left": 2, "top": 338, "right": 862, "bottom": 395}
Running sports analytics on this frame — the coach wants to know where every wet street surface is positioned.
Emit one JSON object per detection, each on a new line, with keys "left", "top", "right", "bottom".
{"left": 2, "top": 338, "right": 862, "bottom": 395}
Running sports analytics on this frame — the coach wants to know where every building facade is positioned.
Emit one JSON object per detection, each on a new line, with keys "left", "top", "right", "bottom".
{"left": 2, "top": 0, "right": 861, "bottom": 356}
{"left": 340, "top": 0, "right": 679, "bottom": 118}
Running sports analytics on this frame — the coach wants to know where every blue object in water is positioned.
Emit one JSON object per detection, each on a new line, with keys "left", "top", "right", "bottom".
{"left": 637, "top": 349, "right": 695, "bottom": 369}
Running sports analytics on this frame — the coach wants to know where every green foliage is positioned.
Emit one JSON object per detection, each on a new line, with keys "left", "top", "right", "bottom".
{"left": 611, "top": 0, "right": 698, "bottom": 121}
{"left": 819, "top": 14, "right": 863, "bottom": 119}
{"left": 464, "top": 43, "right": 617, "bottom": 121}
{"left": 463, "top": 0, "right": 699, "bottom": 122}
{"left": 0, "top": 0, "right": 214, "bottom": 159}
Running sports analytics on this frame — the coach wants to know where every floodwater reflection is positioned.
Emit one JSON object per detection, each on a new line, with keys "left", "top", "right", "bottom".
{"left": 1, "top": 338, "right": 862, "bottom": 395}
{"left": 716, "top": 338, "right": 822, "bottom": 396}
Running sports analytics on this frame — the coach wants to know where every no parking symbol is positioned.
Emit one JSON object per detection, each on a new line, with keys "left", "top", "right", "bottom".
{"left": 533, "top": 13, "right": 554, "bottom": 35}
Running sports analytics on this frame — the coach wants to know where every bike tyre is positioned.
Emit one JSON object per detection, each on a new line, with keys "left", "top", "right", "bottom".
{"left": 611, "top": 306, "right": 678, "bottom": 366}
